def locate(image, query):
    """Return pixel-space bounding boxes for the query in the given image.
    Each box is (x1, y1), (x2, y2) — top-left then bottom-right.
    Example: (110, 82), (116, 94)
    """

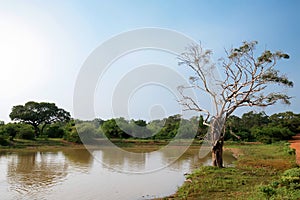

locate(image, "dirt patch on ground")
(289, 134), (300, 165)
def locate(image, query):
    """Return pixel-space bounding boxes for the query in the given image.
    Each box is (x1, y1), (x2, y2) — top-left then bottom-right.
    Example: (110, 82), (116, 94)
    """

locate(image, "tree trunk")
(33, 126), (40, 138)
(212, 138), (224, 168)
(41, 123), (47, 135)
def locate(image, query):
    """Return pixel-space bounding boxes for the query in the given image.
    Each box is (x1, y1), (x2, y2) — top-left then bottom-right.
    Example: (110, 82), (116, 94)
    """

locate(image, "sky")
(0, 0), (299, 122)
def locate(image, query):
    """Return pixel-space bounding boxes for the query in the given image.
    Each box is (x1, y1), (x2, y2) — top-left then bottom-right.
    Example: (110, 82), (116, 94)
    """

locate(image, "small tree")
(1, 123), (19, 140)
(75, 122), (97, 144)
(178, 41), (293, 167)
(9, 101), (71, 137)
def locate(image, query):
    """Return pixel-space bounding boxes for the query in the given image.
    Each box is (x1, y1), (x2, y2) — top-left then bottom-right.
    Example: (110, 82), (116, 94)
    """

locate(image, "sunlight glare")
(0, 16), (47, 96)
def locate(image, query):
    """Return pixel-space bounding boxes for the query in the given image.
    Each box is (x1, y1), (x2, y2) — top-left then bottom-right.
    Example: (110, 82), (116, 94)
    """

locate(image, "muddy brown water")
(0, 146), (235, 200)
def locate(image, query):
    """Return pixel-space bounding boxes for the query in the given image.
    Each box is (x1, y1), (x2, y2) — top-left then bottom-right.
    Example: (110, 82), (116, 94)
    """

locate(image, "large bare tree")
(178, 41), (293, 167)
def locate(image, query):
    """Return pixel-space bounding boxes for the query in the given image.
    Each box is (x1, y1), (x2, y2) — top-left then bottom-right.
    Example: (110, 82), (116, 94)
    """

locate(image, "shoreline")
(159, 142), (297, 199)
(1, 139), (298, 199)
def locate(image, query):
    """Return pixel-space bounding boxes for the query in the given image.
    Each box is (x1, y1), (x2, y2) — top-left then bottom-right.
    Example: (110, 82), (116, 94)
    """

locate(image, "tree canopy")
(9, 101), (70, 137)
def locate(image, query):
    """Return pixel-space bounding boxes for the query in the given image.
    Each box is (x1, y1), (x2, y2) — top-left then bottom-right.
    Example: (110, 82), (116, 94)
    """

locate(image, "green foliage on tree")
(16, 124), (35, 140)
(0, 135), (9, 146)
(101, 118), (132, 139)
(0, 123), (18, 140)
(147, 119), (165, 137)
(225, 111), (269, 141)
(177, 119), (198, 139)
(0, 123), (35, 140)
(2, 101), (299, 146)
(270, 112), (300, 133)
(44, 123), (65, 138)
(241, 111), (269, 130)
(76, 122), (101, 143)
(226, 111), (299, 143)
(101, 119), (123, 138)
(129, 119), (152, 138)
(151, 115), (181, 140)
(251, 126), (294, 144)
(62, 120), (104, 144)
(9, 101), (71, 137)
(191, 115), (209, 139)
(63, 120), (81, 143)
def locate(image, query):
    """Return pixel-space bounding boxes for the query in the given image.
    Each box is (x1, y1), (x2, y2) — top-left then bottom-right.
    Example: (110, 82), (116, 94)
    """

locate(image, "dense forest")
(1, 102), (300, 146)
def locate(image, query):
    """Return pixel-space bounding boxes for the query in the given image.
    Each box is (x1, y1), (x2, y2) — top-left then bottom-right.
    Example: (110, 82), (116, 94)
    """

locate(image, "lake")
(0, 146), (236, 200)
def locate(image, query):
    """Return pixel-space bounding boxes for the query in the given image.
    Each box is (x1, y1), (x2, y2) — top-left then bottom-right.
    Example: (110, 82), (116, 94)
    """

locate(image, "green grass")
(162, 142), (297, 200)
(106, 138), (203, 147)
(0, 138), (82, 151)
(1, 137), (204, 149)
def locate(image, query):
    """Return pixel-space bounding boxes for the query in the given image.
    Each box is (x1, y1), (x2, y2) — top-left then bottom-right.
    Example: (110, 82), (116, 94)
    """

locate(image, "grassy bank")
(0, 138), (84, 151)
(162, 142), (298, 200)
(0, 138), (202, 151)
(110, 138), (202, 148)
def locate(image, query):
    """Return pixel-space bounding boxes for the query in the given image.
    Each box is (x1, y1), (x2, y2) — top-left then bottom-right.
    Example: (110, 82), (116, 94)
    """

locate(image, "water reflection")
(7, 151), (68, 195)
(63, 148), (93, 172)
(93, 146), (236, 172)
(0, 147), (236, 200)
(94, 147), (192, 173)
(96, 148), (146, 172)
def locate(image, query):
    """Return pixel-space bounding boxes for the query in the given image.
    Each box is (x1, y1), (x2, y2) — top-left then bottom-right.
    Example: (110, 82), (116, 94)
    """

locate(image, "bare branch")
(177, 41), (292, 144)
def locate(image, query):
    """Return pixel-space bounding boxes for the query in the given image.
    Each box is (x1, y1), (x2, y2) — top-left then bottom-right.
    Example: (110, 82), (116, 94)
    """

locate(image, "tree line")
(0, 101), (300, 146)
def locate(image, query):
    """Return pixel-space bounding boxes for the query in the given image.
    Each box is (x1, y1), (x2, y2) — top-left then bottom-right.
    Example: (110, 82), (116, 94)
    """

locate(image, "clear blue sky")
(0, 0), (299, 122)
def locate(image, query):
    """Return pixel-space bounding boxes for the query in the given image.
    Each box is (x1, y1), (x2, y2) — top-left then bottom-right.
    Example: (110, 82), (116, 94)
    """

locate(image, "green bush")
(16, 124), (35, 140)
(63, 122), (103, 144)
(76, 122), (98, 144)
(281, 168), (300, 187)
(283, 142), (296, 155)
(0, 135), (9, 146)
(260, 185), (276, 198)
(63, 122), (82, 143)
(0, 123), (35, 140)
(0, 123), (18, 140)
(260, 168), (300, 199)
(45, 124), (65, 138)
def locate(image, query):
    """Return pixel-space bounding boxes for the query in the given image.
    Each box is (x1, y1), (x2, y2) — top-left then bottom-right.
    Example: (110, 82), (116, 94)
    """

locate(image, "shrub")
(283, 142), (296, 155)
(0, 123), (18, 140)
(16, 124), (35, 140)
(76, 122), (98, 144)
(0, 135), (9, 146)
(260, 185), (276, 198)
(260, 168), (300, 199)
(45, 124), (65, 138)
(0, 123), (35, 140)
(63, 122), (82, 143)
(281, 168), (300, 187)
